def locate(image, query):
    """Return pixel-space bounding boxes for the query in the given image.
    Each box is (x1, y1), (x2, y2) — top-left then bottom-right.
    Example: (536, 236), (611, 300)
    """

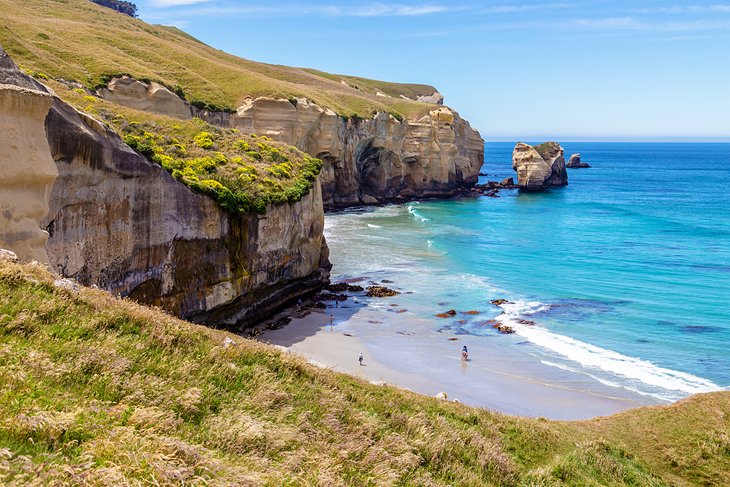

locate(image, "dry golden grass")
(0, 0), (437, 120)
(1, 259), (728, 486)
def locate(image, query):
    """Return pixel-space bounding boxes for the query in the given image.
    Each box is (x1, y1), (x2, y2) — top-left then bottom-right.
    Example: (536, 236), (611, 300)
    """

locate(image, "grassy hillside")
(1, 259), (728, 486)
(0, 0), (437, 119)
(51, 80), (322, 214)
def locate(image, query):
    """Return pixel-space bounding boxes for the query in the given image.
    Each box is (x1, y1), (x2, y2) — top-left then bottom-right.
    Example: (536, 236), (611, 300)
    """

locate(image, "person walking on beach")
(461, 345), (468, 361)
(358, 352), (364, 366)
(297, 298), (302, 310)
(329, 313), (334, 331)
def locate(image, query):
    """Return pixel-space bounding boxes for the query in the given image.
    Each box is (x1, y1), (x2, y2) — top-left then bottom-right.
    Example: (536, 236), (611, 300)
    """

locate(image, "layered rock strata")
(98, 78), (485, 209)
(512, 142), (568, 191)
(0, 84), (57, 263)
(0, 48), (330, 328)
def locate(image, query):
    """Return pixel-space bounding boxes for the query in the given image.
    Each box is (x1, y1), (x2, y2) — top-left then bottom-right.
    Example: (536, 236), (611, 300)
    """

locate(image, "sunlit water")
(324, 142), (730, 402)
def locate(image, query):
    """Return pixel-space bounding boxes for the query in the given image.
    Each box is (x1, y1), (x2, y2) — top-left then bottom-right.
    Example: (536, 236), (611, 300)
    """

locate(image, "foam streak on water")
(499, 300), (722, 399)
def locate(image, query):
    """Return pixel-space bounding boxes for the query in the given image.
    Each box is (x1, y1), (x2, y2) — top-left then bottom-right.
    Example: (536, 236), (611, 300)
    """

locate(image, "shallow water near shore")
(322, 142), (730, 410)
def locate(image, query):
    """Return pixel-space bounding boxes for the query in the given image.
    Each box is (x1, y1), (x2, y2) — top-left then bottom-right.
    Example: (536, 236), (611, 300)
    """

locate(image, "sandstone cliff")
(98, 78), (485, 209)
(0, 48), (330, 328)
(512, 142), (568, 191)
(0, 84), (57, 263)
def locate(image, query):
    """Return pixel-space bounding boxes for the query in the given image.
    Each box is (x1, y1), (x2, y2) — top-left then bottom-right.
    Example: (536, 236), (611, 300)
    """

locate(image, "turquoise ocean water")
(325, 142), (730, 402)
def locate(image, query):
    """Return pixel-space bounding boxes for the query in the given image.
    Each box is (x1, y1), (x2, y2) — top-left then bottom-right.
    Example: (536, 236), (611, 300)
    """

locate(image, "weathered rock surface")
(98, 76), (192, 120)
(415, 91), (445, 105)
(567, 153), (591, 168)
(0, 48), (330, 328)
(512, 142), (568, 191)
(99, 78), (485, 209)
(0, 83), (57, 264)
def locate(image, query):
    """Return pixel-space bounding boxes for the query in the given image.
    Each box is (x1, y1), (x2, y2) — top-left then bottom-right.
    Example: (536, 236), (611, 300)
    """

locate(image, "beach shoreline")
(257, 296), (659, 420)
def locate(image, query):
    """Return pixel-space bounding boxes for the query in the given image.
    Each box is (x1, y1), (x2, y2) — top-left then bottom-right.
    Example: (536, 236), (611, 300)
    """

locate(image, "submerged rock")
(366, 286), (400, 297)
(490, 299), (513, 306)
(326, 282), (365, 293)
(567, 153), (591, 168)
(512, 141), (568, 191)
(436, 309), (458, 318)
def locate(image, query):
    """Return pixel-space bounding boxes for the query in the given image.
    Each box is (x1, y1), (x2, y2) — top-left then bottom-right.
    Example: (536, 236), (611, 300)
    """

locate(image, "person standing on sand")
(297, 298), (302, 310)
(329, 313), (334, 331)
(359, 352), (364, 366)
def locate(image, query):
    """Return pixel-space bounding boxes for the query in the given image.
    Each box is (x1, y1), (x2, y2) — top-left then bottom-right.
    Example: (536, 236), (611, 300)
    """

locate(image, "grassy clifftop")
(1, 259), (728, 485)
(0, 0), (438, 119)
(52, 81), (322, 214)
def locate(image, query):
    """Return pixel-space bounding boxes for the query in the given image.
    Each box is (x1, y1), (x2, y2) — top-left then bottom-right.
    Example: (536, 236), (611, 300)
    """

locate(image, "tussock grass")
(1, 260), (728, 485)
(0, 0), (436, 120)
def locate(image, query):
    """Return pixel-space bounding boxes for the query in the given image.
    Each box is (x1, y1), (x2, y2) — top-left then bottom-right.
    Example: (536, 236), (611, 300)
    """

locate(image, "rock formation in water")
(98, 78), (485, 209)
(0, 83), (57, 263)
(0, 48), (330, 328)
(512, 142), (568, 191)
(567, 153), (591, 168)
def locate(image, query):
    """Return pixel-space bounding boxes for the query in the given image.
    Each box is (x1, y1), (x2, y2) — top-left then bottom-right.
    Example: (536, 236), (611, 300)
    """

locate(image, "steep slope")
(1, 258), (728, 486)
(0, 0), (484, 208)
(0, 46), (330, 328)
(0, 0), (438, 119)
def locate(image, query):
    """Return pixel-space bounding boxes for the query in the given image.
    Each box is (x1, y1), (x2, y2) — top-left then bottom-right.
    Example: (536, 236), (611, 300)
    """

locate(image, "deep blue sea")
(325, 142), (730, 402)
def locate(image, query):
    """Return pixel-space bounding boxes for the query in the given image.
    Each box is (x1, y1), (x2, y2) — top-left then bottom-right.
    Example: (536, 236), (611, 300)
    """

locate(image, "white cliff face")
(0, 53), (330, 328)
(416, 91), (445, 105)
(42, 99), (329, 326)
(99, 76), (192, 119)
(98, 79), (484, 208)
(232, 98), (484, 208)
(512, 142), (568, 191)
(0, 84), (57, 263)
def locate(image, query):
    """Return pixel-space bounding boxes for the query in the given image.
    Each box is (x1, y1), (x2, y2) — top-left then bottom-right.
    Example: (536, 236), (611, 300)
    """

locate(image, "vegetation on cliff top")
(0, 0), (437, 120)
(53, 81), (321, 214)
(1, 259), (729, 486)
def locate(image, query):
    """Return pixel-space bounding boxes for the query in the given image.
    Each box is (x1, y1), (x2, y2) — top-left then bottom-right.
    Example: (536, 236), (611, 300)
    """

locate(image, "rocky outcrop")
(415, 91), (444, 105)
(98, 76), (192, 119)
(234, 100), (484, 208)
(567, 153), (591, 168)
(0, 84), (57, 263)
(512, 142), (568, 191)
(0, 48), (330, 328)
(98, 78), (484, 209)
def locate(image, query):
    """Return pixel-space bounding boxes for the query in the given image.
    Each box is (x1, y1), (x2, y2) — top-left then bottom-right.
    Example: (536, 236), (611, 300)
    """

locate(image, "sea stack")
(512, 141), (568, 191)
(567, 153), (591, 168)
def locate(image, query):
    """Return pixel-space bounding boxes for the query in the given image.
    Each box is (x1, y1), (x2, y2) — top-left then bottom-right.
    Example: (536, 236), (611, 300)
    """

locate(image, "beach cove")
(260, 142), (729, 419)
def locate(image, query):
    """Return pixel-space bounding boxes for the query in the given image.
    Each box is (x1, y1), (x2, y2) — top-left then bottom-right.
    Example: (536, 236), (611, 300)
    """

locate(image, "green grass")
(52, 81), (322, 214)
(1, 260), (728, 485)
(0, 0), (437, 120)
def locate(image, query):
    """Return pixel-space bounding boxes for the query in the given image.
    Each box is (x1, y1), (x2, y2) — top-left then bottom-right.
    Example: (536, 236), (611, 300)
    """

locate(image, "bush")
(193, 131), (215, 150)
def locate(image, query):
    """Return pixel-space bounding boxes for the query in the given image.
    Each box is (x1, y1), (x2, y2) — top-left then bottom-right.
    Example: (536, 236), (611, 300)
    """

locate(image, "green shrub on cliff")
(1, 260), (729, 485)
(56, 82), (322, 214)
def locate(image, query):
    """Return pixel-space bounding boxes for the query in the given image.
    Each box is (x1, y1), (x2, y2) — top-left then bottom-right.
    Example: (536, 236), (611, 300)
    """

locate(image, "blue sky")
(136, 1), (730, 140)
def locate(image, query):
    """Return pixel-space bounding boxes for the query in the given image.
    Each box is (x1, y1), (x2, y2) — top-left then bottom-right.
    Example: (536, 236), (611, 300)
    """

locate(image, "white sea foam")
(367, 223), (382, 229)
(407, 204), (429, 223)
(501, 300), (722, 397)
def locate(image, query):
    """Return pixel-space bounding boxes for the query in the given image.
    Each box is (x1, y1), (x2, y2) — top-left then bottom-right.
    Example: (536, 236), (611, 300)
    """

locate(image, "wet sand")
(258, 299), (658, 420)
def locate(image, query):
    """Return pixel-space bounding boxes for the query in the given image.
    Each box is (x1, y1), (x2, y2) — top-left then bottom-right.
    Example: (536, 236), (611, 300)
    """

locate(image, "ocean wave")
(407, 204), (430, 223)
(501, 300), (722, 398)
(367, 223), (382, 229)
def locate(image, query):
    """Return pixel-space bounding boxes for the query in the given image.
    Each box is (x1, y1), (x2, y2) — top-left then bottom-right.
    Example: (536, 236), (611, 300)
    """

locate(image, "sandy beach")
(258, 297), (658, 420)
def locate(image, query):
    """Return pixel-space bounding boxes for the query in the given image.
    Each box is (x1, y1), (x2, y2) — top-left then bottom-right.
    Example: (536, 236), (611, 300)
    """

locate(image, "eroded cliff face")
(99, 78), (485, 209)
(0, 48), (330, 328)
(0, 84), (57, 263)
